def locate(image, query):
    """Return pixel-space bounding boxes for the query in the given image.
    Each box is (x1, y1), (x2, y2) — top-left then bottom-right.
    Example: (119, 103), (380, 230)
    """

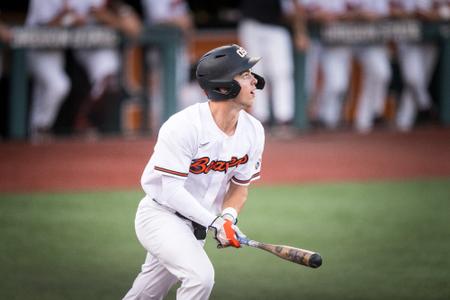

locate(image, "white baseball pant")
(355, 45), (391, 133)
(74, 49), (120, 99)
(304, 40), (322, 102)
(238, 19), (295, 124)
(319, 45), (352, 128)
(122, 198), (214, 300)
(396, 42), (438, 131)
(28, 50), (71, 131)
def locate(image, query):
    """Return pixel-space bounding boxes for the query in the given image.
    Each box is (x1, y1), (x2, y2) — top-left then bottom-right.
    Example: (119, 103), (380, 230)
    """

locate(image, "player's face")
(233, 70), (258, 109)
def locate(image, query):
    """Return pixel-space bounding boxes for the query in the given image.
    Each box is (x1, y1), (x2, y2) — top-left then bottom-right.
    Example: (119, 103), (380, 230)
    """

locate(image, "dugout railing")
(1, 20), (450, 139)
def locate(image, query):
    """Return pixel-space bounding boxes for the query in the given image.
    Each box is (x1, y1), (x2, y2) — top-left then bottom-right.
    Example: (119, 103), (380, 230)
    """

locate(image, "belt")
(152, 198), (207, 240)
(175, 212), (207, 240)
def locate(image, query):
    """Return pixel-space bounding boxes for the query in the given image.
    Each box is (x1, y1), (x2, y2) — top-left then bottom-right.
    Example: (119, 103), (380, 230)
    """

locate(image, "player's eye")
(242, 72), (251, 79)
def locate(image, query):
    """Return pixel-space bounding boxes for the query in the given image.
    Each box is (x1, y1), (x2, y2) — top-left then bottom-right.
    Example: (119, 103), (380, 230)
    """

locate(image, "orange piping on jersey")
(154, 166), (189, 177)
(190, 155), (249, 175)
(231, 172), (260, 184)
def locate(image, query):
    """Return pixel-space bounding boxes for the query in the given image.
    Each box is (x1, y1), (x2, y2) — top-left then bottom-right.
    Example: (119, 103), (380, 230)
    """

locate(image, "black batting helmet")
(196, 44), (265, 101)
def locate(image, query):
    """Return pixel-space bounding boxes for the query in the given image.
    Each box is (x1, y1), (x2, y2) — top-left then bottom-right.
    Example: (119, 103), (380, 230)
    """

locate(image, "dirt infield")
(1, 127), (449, 193)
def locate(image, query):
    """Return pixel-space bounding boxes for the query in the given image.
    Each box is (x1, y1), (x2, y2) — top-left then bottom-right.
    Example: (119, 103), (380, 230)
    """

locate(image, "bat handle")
(238, 236), (259, 247)
(238, 236), (249, 245)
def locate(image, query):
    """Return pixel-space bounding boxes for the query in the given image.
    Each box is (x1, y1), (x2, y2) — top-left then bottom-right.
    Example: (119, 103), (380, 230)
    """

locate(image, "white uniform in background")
(437, 0), (450, 19)
(141, 0), (192, 123)
(122, 101), (264, 299)
(238, 0), (295, 125)
(318, 0), (391, 133)
(297, 0), (324, 112)
(26, 0), (119, 133)
(394, 0), (439, 131)
(350, 0), (392, 133)
(315, 0), (350, 129)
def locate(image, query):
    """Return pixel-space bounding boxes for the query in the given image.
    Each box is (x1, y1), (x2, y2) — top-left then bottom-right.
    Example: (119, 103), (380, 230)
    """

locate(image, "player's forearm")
(157, 175), (217, 227)
(222, 183), (248, 214)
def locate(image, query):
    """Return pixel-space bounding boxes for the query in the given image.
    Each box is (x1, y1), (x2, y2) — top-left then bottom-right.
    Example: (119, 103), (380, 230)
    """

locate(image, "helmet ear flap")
(208, 80), (242, 101)
(252, 72), (265, 90)
(227, 80), (242, 98)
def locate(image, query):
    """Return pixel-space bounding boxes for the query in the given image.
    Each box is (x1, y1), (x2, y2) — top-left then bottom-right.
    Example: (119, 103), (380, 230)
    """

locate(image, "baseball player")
(26, 0), (120, 140)
(317, 0), (391, 133)
(0, 12), (11, 78)
(141, 0), (194, 126)
(122, 44), (265, 300)
(349, 0), (392, 133)
(313, 0), (352, 129)
(391, 0), (439, 131)
(238, 0), (295, 136)
(291, 0), (327, 123)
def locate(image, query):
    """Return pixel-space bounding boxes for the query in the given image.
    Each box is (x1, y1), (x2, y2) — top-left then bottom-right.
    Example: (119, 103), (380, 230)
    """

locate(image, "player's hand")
(209, 217), (241, 248)
(232, 224), (246, 240)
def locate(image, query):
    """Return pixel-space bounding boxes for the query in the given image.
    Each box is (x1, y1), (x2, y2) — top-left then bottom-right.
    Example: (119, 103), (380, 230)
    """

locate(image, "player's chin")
(245, 95), (255, 106)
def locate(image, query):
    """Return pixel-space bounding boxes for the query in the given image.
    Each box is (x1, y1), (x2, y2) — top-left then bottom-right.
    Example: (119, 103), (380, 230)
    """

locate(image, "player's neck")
(208, 101), (240, 136)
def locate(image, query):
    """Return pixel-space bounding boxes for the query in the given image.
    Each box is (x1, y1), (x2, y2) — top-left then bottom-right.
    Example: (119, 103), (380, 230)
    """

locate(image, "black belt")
(152, 198), (207, 240)
(175, 212), (207, 240)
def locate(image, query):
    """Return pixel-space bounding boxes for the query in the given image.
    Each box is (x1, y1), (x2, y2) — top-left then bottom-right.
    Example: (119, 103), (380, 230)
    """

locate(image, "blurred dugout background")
(0, 0), (449, 141)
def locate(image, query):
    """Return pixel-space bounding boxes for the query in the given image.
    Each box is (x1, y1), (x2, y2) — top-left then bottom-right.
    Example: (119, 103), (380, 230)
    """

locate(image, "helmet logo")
(236, 47), (248, 58)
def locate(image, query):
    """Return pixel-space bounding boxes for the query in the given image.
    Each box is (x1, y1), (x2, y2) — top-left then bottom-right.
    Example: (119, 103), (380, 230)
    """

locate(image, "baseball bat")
(238, 236), (322, 268)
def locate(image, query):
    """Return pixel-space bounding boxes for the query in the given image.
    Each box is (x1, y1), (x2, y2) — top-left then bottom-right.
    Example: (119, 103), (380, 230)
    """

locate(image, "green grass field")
(1, 179), (449, 300)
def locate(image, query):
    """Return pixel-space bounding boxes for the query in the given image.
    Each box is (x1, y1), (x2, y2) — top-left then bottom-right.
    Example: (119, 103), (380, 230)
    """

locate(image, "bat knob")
(309, 253), (322, 268)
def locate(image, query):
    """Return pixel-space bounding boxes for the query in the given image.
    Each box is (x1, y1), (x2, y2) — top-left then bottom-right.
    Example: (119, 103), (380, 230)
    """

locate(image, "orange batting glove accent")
(209, 217), (241, 248)
(223, 219), (241, 248)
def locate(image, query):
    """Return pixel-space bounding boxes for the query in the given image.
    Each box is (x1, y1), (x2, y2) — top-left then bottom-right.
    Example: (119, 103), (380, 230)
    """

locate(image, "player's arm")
(223, 120), (264, 224)
(221, 182), (248, 223)
(212, 182), (248, 248)
(289, 0), (310, 51)
(42, 2), (85, 27)
(142, 116), (219, 228)
(158, 175), (217, 227)
(0, 20), (11, 43)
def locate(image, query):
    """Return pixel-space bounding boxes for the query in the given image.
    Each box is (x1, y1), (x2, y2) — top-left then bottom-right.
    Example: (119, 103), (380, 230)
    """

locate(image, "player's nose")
(251, 73), (257, 85)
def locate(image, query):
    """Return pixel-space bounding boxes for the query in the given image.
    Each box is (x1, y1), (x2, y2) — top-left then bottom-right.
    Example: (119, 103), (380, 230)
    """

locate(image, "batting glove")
(233, 224), (246, 240)
(209, 216), (241, 248)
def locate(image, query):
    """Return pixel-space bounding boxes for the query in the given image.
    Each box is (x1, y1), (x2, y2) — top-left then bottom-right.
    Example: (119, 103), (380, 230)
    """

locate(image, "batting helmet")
(196, 44), (265, 101)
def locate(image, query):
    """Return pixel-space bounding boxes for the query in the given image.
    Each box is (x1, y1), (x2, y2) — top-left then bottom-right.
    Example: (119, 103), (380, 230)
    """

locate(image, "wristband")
(221, 207), (238, 224)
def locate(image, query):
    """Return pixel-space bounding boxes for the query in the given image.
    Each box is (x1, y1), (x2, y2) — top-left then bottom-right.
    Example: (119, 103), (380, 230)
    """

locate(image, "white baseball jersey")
(347, 0), (390, 15)
(315, 0), (348, 13)
(390, 0), (434, 12)
(141, 101), (265, 221)
(298, 0), (327, 11)
(26, 0), (105, 26)
(141, 0), (190, 24)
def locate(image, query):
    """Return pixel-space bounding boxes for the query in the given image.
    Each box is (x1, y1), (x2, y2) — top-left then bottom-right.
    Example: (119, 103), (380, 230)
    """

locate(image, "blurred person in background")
(391, 0), (440, 132)
(141, 0), (194, 127)
(26, 0), (137, 142)
(312, 0), (352, 130)
(437, 0), (450, 19)
(290, 0), (325, 125)
(315, 0), (391, 133)
(0, 12), (12, 78)
(238, 0), (296, 138)
(347, 0), (392, 133)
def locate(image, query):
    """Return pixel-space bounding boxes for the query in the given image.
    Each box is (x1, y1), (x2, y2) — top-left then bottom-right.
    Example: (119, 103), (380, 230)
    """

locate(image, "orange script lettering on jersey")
(190, 155), (249, 174)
